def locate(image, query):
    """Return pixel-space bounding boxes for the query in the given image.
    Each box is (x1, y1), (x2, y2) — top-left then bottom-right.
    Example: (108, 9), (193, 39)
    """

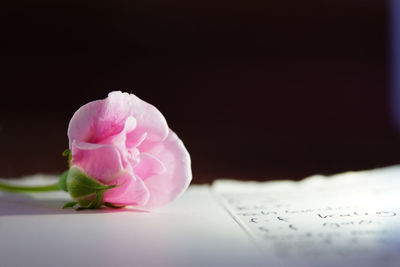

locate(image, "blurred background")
(0, 0), (397, 183)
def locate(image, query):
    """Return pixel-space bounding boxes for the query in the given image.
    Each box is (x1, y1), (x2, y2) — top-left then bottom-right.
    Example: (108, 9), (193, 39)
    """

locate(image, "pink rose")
(67, 91), (192, 208)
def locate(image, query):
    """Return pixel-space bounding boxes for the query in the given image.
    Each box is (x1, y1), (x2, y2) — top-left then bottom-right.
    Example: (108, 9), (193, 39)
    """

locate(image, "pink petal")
(140, 130), (192, 208)
(71, 140), (125, 184)
(97, 116), (138, 177)
(106, 91), (169, 143)
(134, 153), (166, 180)
(68, 91), (169, 147)
(126, 131), (147, 149)
(98, 116), (136, 148)
(103, 173), (150, 206)
(67, 100), (103, 148)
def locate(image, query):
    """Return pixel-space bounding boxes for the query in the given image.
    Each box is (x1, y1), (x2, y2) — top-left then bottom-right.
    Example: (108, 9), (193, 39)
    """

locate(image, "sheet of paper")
(213, 166), (400, 267)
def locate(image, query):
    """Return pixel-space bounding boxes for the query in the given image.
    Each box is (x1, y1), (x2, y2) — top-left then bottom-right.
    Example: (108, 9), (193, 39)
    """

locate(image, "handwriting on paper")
(214, 167), (400, 266)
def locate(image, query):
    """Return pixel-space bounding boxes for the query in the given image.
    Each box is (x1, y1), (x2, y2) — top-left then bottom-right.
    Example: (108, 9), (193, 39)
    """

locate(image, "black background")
(1, 0), (397, 183)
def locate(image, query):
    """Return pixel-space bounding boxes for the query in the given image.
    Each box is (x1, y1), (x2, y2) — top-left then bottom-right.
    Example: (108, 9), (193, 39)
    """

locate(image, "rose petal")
(134, 152), (166, 180)
(68, 91), (168, 147)
(97, 116), (135, 146)
(103, 173), (150, 206)
(96, 116), (138, 177)
(140, 130), (192, 208)
(126, 131), (147, 149)
(71, 140), (125, 183)
(105, 91), (169, 142)
(67, 100), (103, 148)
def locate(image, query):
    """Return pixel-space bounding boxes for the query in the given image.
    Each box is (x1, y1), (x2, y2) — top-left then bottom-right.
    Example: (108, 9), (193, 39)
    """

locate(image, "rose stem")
(0, 182), (60, 193)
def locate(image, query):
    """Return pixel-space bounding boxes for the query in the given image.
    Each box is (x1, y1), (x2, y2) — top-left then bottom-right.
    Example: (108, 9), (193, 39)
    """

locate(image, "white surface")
(2, 166), (400, 267)
(0, 180), (263, 267)
(214, 165), (400, 267)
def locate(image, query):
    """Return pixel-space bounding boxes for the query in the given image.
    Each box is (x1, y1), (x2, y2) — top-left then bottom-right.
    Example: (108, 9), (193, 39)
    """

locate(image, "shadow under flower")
(0, 191), (148, 216)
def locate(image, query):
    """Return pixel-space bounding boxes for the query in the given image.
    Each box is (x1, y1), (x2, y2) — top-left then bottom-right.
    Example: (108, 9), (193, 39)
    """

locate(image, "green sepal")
(63, 201), (78, 209)
(66, 167), (117, 199)
(62, 149), (70, 157)
(87, 190), (104, 209)
(65, 166), (119, 210)
(78, 199), (91, 207)
(62, 148), (72, 167)
(74, 191), (105, 210)
(58, 170), (69, 192)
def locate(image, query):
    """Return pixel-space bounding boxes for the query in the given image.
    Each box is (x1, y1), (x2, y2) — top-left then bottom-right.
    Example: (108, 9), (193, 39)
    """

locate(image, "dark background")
(0, 0), (397, 183)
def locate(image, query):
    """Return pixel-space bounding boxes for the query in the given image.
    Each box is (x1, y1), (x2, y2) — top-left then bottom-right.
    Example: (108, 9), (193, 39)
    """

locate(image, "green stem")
(0, 182), (60, 193)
